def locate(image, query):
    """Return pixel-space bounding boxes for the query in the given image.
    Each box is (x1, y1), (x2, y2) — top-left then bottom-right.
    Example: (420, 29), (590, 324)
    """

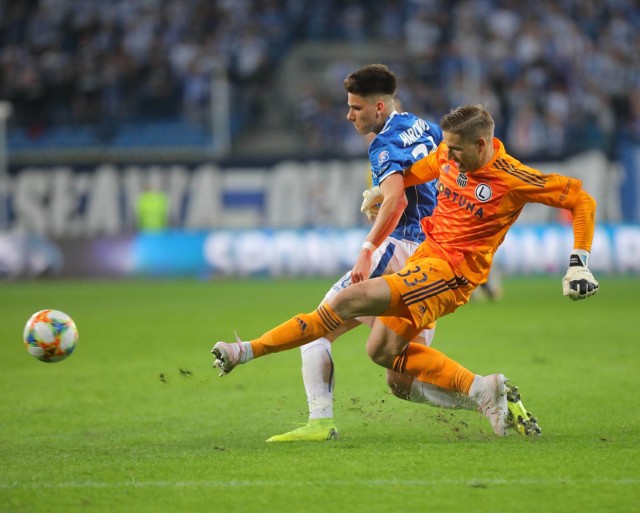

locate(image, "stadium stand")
(0, 0), (638, 165)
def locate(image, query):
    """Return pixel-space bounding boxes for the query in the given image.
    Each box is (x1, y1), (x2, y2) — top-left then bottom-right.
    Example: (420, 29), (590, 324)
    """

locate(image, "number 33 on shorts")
(385, 258), (470, 328)
(398, 265), (428, 287)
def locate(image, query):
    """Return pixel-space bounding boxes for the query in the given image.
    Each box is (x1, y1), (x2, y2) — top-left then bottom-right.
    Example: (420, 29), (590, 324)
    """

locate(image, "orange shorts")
(379, 255), (474, 341)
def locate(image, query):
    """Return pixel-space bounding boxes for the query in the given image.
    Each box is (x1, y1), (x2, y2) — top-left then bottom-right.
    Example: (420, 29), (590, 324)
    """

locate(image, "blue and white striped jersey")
(369, 111), (442, 243)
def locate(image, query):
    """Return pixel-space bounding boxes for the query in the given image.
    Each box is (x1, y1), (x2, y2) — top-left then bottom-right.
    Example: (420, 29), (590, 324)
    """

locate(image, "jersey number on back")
(411, 137), (436, 161)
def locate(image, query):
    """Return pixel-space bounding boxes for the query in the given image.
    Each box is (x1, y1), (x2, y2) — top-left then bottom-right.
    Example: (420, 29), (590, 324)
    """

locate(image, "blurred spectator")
(136, 185), (169, 232)
(617, 87), (640, 221)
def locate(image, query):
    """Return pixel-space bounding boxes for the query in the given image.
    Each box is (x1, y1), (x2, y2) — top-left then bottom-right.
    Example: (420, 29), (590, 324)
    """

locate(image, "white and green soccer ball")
(23, 310), (78, 363)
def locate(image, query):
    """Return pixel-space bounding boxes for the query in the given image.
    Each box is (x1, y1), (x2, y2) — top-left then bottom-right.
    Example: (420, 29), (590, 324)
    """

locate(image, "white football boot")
(469, 373), (508, 436)
(211, 332), (252, 376)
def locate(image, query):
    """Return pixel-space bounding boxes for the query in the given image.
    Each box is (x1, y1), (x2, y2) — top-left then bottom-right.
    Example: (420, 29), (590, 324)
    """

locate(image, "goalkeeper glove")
(360, 186), (383, 222)
(562, 249), (599, 301)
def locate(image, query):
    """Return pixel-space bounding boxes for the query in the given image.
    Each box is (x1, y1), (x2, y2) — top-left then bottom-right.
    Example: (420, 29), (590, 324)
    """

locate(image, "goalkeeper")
(212, 104), (598, 438)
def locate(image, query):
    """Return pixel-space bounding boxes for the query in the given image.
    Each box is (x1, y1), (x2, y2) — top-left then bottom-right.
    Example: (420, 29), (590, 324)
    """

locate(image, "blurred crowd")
(293, 0), (640, 161)
(0, 0), (302, 140)
(0, 0), (639, 162)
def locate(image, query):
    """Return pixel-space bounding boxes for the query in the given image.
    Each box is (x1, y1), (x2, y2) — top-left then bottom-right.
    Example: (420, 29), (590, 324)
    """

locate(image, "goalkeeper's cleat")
(211, 331), (251, 376)
(506, 383), (542, 437)
(470, 374), (508, 436)
(266, 418), (339, 442)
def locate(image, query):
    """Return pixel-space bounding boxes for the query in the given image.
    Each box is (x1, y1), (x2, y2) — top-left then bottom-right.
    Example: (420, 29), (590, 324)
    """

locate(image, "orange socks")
(393, 342), (476, 393)
(250, 304), (343, 358)
(249, 302), (474, 396)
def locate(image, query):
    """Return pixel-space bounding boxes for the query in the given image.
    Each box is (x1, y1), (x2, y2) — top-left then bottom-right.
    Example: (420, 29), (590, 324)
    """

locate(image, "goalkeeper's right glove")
(562, 249), (599, 301)
(360, 186), (383, 222)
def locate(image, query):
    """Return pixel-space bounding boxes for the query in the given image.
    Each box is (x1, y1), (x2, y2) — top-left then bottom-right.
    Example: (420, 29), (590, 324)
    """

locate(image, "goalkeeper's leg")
(389, 371), (477, 410)
(386, 324), (477, 410)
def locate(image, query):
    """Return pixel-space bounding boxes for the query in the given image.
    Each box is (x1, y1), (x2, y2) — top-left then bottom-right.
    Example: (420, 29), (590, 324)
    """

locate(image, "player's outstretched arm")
(563, 189), (598, 300)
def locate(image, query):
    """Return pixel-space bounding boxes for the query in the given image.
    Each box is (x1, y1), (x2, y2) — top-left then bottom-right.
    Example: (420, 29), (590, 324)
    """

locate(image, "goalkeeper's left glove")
(562, 249), (599, 301)
(360, 186), (383, 222)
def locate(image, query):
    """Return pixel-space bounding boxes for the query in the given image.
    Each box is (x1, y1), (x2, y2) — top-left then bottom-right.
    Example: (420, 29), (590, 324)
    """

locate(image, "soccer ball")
(23, 309), (78, 363)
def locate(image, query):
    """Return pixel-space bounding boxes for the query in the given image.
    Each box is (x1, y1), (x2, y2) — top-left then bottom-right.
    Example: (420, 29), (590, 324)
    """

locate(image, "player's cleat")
(470, 373), (508, 436)
(211, 331), (250, 376)
(506, 383), (542, 436)
(266, 418), (339, 442)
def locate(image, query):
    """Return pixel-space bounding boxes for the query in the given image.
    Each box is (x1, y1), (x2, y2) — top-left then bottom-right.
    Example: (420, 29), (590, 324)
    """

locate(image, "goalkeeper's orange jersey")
(404, 138), (596, 286)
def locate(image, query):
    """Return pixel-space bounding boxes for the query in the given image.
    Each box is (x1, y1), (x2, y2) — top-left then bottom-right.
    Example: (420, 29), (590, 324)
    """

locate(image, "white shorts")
(320, 236), (433, 344)
(322, 236), (419, 302)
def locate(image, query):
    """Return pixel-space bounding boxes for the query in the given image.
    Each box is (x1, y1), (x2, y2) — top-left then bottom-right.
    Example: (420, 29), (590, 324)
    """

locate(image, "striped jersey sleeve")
(409, 138), (595, 285)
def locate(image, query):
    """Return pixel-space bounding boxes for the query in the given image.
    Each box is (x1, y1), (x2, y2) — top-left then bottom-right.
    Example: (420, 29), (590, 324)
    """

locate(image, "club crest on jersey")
(456, 172), (468, 187)
(378, 151), (390, 166)
(475, 183), (492, 202)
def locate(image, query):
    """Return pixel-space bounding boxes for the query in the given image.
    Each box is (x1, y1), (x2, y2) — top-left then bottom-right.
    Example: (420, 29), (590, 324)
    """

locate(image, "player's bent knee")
(366, 342), (396, 369)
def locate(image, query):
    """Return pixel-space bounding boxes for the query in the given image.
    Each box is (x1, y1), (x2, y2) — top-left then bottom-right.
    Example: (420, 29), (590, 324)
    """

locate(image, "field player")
(212, 104), (598, 438)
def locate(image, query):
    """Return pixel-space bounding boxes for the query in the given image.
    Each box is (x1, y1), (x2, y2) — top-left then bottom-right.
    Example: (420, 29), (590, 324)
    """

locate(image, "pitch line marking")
(1, 478), (638, 489)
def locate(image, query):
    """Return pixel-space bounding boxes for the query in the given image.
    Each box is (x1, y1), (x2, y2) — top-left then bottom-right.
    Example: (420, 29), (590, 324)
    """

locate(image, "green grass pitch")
(1, 276), (639, 512)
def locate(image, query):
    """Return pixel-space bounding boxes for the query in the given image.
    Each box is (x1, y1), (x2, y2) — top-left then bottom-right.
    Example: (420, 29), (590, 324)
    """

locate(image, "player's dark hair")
(343, 64), (397, 97)
(440, 104), (495, 141)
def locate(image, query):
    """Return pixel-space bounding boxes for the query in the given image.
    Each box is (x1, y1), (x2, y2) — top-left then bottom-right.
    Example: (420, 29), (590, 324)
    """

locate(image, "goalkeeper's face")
(443, 131), (489, 173)
(346, 93), (385, 135)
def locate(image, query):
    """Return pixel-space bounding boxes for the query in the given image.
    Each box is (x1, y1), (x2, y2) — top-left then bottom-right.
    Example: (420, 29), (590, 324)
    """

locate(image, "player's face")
(443, 131), (484, 173)
(346, 93), (382, 135)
